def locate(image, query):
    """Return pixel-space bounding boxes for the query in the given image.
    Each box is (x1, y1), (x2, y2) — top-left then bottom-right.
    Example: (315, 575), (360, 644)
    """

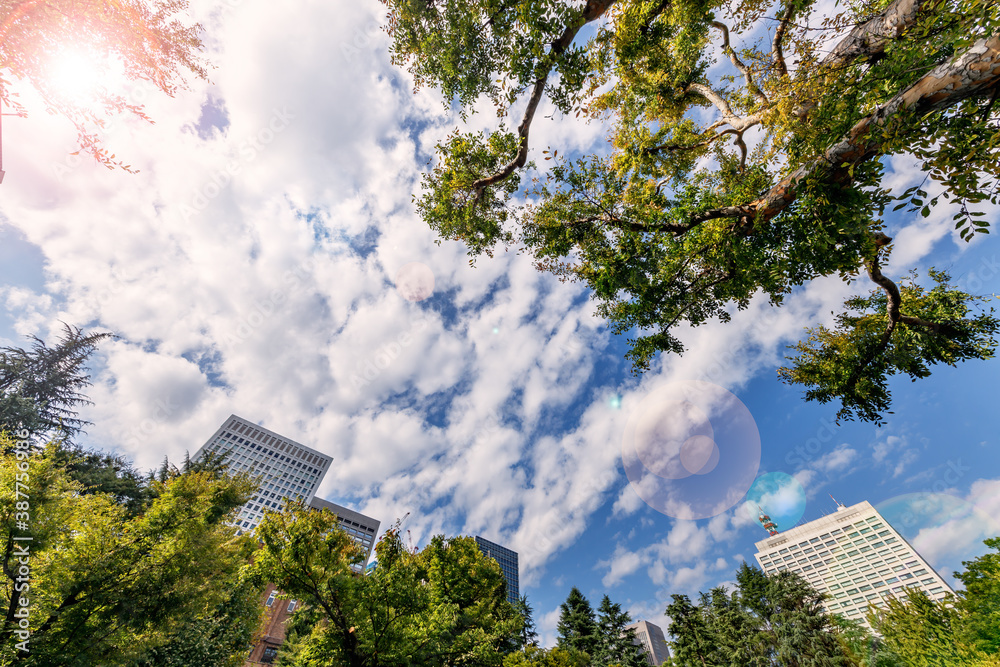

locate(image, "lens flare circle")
(394, 262), (435, 302)
(744, 471), (807, 530)
(622, 381), (761, 520)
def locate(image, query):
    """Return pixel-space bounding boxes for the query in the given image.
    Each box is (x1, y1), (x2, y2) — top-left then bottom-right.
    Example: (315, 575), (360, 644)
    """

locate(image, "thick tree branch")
(824, 0), (926, 68)
(754, 34), (1000, 223)
(472, 0), (617, 195)
(712, 21), (769, 106)
(794, 0), (929, 119)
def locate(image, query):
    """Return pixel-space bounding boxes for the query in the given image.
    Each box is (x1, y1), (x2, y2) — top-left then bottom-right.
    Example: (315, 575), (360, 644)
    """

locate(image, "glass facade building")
(474, 536), (520, 605)
(754, 500), (954, 626)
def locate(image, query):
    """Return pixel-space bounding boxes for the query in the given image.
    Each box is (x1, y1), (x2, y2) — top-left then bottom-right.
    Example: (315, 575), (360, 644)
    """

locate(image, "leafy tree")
(667, 565), (853, 666)
(0, 0), (209, 171)
(829, 616), (905, 667)
(0, 324), (113, 441)
(666, 594), (718, 667)
(593, 595), (647, 667)
(125, 575), (265, 667)
(50, 443), (154, 517)
(955, 537), (1000, 656)
(252, 511), (521, 666)
(381, 0), (1000, 423)
(0, 436), (260, 666)
(867, 588), (978, 667)
(557, 587), (600, 658)
(503, 645), (592, 667)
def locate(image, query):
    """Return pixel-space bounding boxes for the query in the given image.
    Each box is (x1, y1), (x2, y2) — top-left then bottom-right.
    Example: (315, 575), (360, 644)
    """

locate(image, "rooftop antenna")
(830, 493), (846, 510)
(757, 505), (779, 536)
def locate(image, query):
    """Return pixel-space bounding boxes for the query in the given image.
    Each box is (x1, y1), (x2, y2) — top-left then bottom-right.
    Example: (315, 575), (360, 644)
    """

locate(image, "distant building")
(309, 496), (380, 572)
(191, 414), (332, 532)
(626, 619), (671, 666)
(754, 499), (954, 626)
(474, 536), (519, 605)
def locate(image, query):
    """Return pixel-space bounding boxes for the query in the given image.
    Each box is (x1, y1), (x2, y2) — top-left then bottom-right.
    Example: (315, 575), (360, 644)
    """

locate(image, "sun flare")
(46, 48), (116, 105)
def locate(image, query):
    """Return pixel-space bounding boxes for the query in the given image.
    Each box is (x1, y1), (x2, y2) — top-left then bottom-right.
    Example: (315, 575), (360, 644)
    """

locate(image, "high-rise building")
(474, 536), (519, 605)
(191, 414), (333, 532)
(625, 619), (671, 666)
(754, 499), (954, 626)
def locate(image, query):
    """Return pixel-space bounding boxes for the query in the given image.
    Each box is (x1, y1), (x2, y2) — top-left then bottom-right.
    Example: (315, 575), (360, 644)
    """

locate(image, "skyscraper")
(625, 619), (671, 666)
(191, 414), (333, 532)
(754, 499), (954, 626)
(474, 536), (519, 605)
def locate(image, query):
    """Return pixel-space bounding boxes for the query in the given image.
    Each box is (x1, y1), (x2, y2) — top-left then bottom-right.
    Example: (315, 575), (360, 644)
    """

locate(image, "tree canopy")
(0, 436), (262, 666)
(0, 0), (209, 170)
(666, 563), (854, 666)
(252, 512), (522, 667)
(382, 0), (1000, 423)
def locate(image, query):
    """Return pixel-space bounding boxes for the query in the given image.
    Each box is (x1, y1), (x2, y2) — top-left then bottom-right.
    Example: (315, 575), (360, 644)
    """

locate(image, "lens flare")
(622, 381), (761, 520)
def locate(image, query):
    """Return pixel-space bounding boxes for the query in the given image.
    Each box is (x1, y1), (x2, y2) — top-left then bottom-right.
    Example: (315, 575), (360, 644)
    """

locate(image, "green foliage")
(384, 0), (1000, 421)
(828, 616), (905, 667)
(593, 595), (647, 667)
(0, 0), (209, 169)
(503, 645), (592, 667)
(667, 564), (854, 666)
(514, 593), (540, 650)
(0, 324), (113, 441)
(779, 269), (999, 424)
(867, 588), (977, 666)
(955, 537), (1000, 656)
(0, 436), (259, 666)
(557, 586), (599, 658)
(253, 512), (522, 666)
(125, 575), (266, 667)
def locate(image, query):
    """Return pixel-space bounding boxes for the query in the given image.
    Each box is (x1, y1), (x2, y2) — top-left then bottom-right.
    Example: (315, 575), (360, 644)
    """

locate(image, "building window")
(261, 646), (279, 663)
(288, 600), (297, 612)
(266, 591), (277, 607)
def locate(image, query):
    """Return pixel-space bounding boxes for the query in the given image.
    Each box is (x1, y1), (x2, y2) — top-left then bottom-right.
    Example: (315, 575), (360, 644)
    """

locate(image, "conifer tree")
(0, 324), (113, 440)
(557, 587), (600, 658)
(593, 595), (648, 667)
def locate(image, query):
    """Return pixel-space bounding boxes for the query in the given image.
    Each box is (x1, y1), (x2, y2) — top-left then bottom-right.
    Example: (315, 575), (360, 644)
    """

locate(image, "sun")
(46, 48), (120, 106)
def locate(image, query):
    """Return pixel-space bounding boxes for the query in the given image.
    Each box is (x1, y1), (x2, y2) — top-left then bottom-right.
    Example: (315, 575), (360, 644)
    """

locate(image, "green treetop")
(557, 587), (600, 658)
(381, 0), (1000, 423)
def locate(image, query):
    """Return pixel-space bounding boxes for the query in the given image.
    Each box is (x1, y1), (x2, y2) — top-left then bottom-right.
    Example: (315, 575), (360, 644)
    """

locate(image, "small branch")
(712, 21), (769, 106)
(471, 0), (618, 196)
(772, 2), (796, 78)
(645, 128), (740, 155)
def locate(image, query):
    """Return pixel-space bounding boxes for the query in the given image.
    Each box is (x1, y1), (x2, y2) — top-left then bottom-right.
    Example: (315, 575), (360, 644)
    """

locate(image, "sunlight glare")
(47, 49), (110, 105)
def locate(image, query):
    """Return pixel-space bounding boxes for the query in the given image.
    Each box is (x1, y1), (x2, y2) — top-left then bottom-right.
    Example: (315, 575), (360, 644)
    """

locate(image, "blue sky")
(1, 0), (998, 647)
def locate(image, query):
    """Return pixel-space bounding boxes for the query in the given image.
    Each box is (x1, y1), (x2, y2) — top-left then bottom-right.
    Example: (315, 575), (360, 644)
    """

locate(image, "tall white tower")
(754, 499), (954, 626)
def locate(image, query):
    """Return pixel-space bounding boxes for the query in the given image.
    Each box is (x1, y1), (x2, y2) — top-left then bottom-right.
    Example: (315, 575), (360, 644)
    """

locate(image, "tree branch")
(794, 0), (929, 119)
(712, 21), (769, 106)
(754, 34), (1000, 223)
(772, 1), (797, 78)
(471, 0), (617, 195)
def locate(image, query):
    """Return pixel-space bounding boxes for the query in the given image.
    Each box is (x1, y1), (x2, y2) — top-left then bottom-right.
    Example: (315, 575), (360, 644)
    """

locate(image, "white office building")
(626, 619), (671, 666)
(754, 500), (954, 626)
(191, 414), (333, 532)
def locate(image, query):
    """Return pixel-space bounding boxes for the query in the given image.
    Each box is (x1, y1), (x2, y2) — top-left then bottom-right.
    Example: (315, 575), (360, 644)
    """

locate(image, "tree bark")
(752, 34), (1000, 223)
